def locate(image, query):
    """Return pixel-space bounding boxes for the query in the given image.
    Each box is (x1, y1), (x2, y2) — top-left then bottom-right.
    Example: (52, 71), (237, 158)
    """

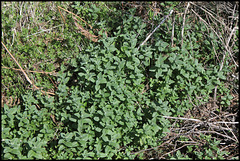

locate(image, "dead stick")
(57, 6), (66, 24)
(181, 2), (190, 47)
(138, 10), (173, 49)
(57, 6), (93, 29)
(2, 66), (57, 76)
(1, 41), (39, 90)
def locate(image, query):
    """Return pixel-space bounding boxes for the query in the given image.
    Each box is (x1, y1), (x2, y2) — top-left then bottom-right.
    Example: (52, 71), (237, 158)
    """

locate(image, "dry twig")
(57, 6), (92, 29)
(1, 41), (39, 90)
(138, 9), (173, 49)
(57, 6), (100, 42)
(181, 2), (190, 47)
(72, 16), (98, 42)
(2, 41), (55, 96)
(2, 66), (57, 76)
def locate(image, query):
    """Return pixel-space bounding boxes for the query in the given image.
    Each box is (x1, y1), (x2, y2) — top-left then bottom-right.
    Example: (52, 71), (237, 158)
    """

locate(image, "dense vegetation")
(1, 1), (239, 159)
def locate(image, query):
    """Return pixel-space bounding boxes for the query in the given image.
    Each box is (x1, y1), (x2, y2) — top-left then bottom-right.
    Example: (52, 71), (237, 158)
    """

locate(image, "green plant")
(1, 102), (54, 159)
(2, 23), (228, 159)
(1, 2), (70, 103)
(193, 135), (229, 160)
(2, 1), (238, 160)
(165, 135), (230, 160)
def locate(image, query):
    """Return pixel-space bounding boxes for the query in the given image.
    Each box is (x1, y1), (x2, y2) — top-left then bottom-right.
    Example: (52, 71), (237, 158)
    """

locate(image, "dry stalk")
(57, 6), (100, 42)
(191, 8), (238, 67)
(138, 9), (173, 49)
(2, 41), (55, 96)
(171, 12), (175, 47)
(163, 115), (202, 123)
(1, 41), (39, 90)
(2, 66), (57, 76)
(189, 2), (231, 31)
(130, 132), (179, 155)
(72, 16), (98, 42)
(159, 143), (198, 159)
(192, 130), (237, 142)
(181, 2), (190, 47)
(163, 116), (237, 129)
(191, 8), (238, 107)
(57, 6), (92, 29)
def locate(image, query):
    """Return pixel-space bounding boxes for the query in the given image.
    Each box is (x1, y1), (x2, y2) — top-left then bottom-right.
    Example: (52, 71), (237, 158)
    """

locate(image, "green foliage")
(1, 1), (237, 160)
(70, 2), (123, 37)
(148, 51), (225, 116)
(1, 101), (54, 159)
(166, 135), (229, 160)
(2, 21), (229, 159)
(1, 1), (70, 100)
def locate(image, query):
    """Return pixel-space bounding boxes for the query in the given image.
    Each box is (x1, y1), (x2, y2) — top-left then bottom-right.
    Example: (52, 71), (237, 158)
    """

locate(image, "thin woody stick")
(2, 66), (57, 76)
(72, 16), (98, 42)
(171, 12), (175, 47)
(163, 115), (202, 122)
(162, 115), (239, 124)
(181, 2), (190, 47)
(1, 41), (39, 90)
(2, 42), (55, 96)
(57, 6), (93, 29)
(57, 6), (66, 24)
(138, 9), (173, 50)
(162, 115), (237, 132)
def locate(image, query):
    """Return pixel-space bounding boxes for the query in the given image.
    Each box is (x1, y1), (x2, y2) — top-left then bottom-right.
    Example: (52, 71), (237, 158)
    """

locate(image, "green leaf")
(109, 45), (116, 52)
(132, 56), (140, 66)
(28, 150), (36, 158)
(97, 72), (107, 84)
(170, 46), (180, 52)
(156, 69), (163, 79)
(156, 56), (165, 67)
(126, 61), (134, 70)
(94, 116), (100, 121)
(64, 141), (79, 148)
(156, 40), (169, 51)
(8, 107), (18, 115)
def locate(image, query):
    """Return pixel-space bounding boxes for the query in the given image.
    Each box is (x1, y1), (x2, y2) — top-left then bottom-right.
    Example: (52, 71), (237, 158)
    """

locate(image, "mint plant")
(2, 24), (227, 159)
(2, 1), (237, 160)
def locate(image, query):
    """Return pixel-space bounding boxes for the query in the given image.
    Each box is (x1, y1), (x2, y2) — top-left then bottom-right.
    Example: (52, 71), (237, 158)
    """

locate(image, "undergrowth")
(1, 1), (239, 160)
